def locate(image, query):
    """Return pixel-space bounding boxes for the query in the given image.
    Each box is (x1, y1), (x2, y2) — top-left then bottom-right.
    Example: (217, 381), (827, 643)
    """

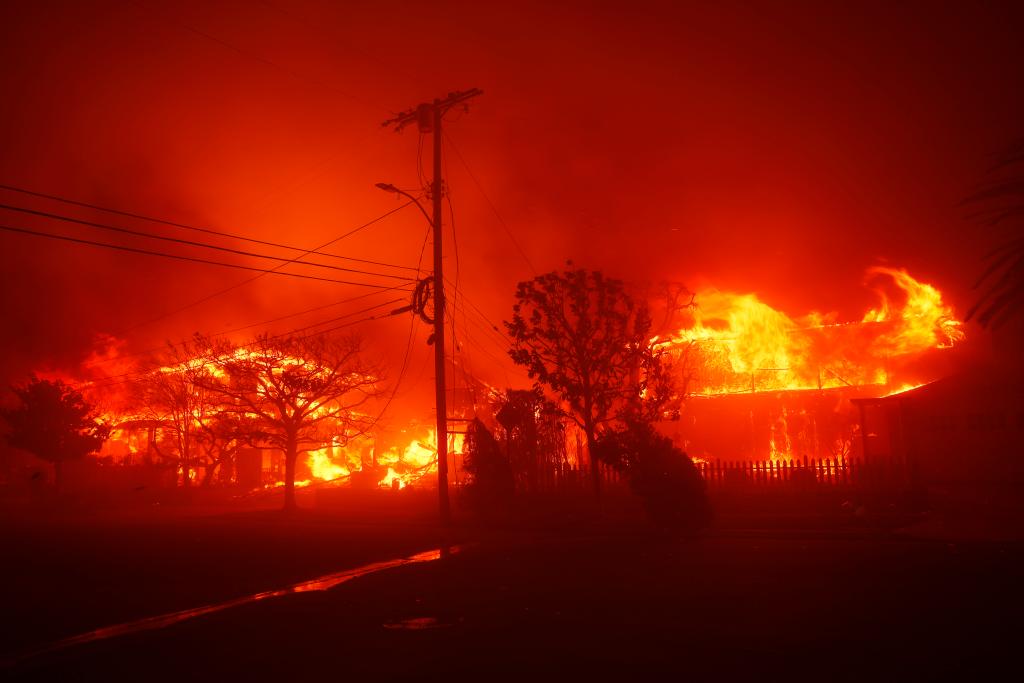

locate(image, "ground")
(1, 488), (1021, 681)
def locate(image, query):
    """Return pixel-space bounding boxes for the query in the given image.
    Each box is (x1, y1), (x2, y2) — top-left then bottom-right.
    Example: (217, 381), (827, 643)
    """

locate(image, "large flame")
(659, 267), (963, 396)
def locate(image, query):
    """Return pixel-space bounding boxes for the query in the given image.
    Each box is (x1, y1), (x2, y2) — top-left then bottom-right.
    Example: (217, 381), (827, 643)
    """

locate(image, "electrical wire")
(346, 222), (433, 437)
(79, 299), (403, 391)
(443, 131), (537, 275)
(83, 288), (408, 368)
(444, 150), (463, 409)
(116, 198), (421, 334)
(446, 283), (512, 346)
(0, 183), (418, 272)
(0, 202), (414, 282)
(279, 298), (404, 337)
(0, 223), (409, 289)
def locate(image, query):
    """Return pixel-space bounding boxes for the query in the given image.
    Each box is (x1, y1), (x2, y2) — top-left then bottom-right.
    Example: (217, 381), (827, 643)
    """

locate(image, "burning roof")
(656, 267), (964, 397)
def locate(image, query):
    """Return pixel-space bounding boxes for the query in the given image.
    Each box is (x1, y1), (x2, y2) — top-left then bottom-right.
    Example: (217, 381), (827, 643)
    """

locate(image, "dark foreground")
(4, 513), (1021, 682)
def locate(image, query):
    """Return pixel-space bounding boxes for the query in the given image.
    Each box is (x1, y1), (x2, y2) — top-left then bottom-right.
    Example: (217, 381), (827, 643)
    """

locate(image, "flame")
(71, 266), (957, 488)
(370, 429), (465, 490)
(287, 428), (466, 491)
(306, 445), (350, 481)
(661, 267), (963, 396)
(881, 381), (929, 397)
(861, 267), (964, 351)
(378, 467), (405, 489)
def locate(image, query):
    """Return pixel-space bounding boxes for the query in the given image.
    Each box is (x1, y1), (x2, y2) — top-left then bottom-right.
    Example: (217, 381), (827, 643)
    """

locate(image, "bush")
(594, 423), (712, 530)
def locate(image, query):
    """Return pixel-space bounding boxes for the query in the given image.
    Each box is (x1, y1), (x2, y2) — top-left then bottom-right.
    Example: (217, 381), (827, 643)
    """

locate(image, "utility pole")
(383, 89), (483, 526)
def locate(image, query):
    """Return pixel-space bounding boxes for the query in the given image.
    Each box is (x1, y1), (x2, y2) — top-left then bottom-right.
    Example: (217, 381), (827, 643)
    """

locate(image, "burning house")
(24, 266), (970, 497)
(84, 348), (482, 494)
(655, 267), (967, 464)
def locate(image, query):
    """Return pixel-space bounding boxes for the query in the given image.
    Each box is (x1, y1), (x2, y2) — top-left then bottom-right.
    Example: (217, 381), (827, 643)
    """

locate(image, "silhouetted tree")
(199, 333), (380, 511)
(965, 140), (1024, 327)
(137, 337), (223, 487)
(0, 377), (109, 491)
(495, 388), (568, 492)
(463, 418), (514, 517)
(194, 411), (263, 486)
(506, 266), (670, 497)
(593, 421), (711, 530)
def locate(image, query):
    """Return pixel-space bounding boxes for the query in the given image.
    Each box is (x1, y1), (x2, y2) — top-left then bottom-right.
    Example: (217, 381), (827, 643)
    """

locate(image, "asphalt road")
(7, 529), (1021, 682)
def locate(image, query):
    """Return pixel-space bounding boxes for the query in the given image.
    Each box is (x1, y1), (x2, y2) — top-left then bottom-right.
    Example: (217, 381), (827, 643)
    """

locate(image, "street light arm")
(376, 184), (433, 228)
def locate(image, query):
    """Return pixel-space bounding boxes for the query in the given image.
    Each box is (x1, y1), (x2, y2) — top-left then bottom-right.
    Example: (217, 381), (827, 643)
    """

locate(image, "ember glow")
(657, 267), (963, 396)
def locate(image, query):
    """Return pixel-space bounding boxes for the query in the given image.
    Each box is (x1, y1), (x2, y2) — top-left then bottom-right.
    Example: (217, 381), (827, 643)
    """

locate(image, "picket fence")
(532, 455), (912, 493)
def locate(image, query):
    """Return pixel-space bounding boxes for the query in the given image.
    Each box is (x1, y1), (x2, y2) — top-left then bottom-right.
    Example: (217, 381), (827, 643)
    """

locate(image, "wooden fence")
(530, 455), (914, 493)
(526, 461), (624, 494)
(696, 455), (913, 490)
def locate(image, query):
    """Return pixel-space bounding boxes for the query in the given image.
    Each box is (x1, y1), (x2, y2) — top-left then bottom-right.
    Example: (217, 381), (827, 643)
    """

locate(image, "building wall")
(860, 370), (1024, 485)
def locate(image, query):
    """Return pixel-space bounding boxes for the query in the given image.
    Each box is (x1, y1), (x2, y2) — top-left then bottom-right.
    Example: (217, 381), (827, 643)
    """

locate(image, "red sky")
(1, 0), (1023, 411)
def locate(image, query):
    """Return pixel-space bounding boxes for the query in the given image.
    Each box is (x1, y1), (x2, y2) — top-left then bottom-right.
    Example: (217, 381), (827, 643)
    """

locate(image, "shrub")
(594, 422), (711, 530)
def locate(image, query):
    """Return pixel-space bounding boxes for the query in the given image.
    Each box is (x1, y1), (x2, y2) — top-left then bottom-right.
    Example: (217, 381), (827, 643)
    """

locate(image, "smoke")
(2, 0), (1023, 391)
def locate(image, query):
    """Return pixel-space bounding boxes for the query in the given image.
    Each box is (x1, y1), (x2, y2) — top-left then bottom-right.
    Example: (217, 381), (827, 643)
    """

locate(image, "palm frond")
(964, 140), (1024, 328)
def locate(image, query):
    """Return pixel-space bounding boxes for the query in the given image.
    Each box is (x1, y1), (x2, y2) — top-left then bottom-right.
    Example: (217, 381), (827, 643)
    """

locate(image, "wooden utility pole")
(383, 89), (483, 526)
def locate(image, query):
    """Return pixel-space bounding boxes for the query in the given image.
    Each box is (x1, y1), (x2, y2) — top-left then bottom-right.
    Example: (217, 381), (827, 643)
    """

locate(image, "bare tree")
(194, 411), (263, 486)
(137, 336), (222, 487)
(200, 333), (381, 511)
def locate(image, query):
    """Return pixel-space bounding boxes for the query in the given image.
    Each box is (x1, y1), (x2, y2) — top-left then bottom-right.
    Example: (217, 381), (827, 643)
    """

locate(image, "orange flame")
(660, 267), (963, 396)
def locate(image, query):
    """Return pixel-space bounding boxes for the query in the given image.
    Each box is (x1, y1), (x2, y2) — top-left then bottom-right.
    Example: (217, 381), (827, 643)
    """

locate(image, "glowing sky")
(1, 0), (1022, 411)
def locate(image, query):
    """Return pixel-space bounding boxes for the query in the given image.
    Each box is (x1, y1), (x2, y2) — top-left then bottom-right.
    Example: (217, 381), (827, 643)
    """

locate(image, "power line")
(449, 306), (525, 387)
(444, 131), (537, 275)
(345, 219), (434, 448)
(0, 202), (414, 282)
(117, 198), (420, 334)
(74, 216), (433, 385)
(362, 219), (435, 430)
(83, 288), (408, 369)
(79, 299), (404, 391)
(221, 291), (403, 337)
(446, 282), (512, 344)
(452, 301), (511, 361)
(0, 223), (410, 289)
(443, 144), (463, 412)
(279, 298), (404, 337)
(445, 297), (535, 388)
(0, 183), (419, 272)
